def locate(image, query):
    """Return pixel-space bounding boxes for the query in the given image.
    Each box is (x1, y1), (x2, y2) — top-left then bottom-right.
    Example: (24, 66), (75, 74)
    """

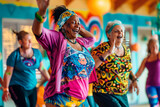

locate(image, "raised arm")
(92, 40), (115, 68)
(32, 0), (49, 36)
(79, 28), (94, 38)
(92, 47), (114, 68)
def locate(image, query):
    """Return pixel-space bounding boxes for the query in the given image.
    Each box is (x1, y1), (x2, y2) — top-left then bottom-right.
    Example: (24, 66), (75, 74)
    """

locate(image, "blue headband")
(108, 23), (124, 34)
(57, 10), (77, 29)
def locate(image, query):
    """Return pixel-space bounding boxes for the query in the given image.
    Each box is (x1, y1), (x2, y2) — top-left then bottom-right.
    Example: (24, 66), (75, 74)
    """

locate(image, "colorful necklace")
(67, 37), (77, 44)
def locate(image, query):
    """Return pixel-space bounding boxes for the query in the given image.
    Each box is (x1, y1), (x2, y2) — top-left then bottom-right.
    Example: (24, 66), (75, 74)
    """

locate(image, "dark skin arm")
(79, 28), (95, 38)
(32, 0), (49, 36)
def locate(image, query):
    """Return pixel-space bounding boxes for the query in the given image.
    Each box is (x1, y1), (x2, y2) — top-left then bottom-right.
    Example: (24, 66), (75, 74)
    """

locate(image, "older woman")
(91, 20), (139, 107)
(32, 0), (97, 107)
(134, 38), (160, 107)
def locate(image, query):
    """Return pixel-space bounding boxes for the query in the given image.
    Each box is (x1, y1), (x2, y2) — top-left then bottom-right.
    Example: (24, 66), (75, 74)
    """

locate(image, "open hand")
(36, 0), (49, 16)
(2, 90), (11, 102)
(129, 81), (139, 95)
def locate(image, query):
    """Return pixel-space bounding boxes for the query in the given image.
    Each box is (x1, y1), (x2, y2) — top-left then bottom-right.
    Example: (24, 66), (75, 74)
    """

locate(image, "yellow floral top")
(91, 42), (132, 95)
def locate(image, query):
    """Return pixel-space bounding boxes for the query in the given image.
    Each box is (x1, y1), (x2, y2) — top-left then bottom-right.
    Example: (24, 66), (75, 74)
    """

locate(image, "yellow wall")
(0, 0), (156, 16)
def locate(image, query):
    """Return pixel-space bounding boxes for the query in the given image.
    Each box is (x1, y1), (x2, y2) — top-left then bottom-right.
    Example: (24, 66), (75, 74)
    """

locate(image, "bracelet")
(3, 88), (9, 92)
(132, 78), (138, 83)
(108, 50), (112, 54)
(35, 12), (47, 23)
(99, 55), (105, 61)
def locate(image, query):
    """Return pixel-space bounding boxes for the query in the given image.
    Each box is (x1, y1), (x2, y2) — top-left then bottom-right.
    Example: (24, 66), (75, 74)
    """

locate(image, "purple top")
(145, 54), (160, 86)
(36, 28), (98, 100)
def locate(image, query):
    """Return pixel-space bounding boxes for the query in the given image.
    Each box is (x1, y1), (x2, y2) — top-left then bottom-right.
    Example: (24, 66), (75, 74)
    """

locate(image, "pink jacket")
(36, 28), (97, 100)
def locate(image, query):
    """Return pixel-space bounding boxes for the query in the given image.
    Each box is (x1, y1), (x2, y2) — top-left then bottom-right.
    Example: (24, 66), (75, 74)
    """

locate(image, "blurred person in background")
(2, 30), (50, 107)
(133, 38), (160, 107)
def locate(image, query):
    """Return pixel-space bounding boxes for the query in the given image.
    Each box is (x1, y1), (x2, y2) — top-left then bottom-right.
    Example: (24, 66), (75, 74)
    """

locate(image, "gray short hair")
(105, 20), (125, 34)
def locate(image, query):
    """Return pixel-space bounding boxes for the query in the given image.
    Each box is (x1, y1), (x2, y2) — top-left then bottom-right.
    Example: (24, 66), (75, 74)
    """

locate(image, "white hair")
(105, 20), (125, 34)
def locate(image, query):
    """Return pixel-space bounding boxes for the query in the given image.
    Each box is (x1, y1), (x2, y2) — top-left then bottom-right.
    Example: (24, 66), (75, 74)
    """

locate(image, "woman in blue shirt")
(2, 30), (50, 107)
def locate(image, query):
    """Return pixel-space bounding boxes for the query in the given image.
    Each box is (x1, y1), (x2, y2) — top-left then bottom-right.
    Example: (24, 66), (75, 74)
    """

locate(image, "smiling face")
(148, 40), (159, 54)
(108, 25), (124, 44)
(62, 15), (80, 39)
(19, 34), (32, 49)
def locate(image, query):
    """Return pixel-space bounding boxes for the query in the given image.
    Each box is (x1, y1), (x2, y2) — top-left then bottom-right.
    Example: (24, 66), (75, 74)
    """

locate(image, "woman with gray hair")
(91, 20), (139, 107)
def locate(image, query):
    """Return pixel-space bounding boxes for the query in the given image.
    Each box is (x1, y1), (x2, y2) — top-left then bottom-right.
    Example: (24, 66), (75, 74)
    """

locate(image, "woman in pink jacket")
(32, 0), (97, 107)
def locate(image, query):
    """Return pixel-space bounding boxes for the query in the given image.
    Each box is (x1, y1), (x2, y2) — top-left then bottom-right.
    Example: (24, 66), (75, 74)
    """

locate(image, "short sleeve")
(89, 67), (98, 83)
(7, 51), (17, 67)
(35, 28), (60, 51)
(91, 42), (109, 57)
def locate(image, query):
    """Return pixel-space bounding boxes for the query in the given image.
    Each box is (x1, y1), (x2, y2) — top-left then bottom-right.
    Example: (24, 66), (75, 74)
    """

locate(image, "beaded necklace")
(64, 33), (77, 44)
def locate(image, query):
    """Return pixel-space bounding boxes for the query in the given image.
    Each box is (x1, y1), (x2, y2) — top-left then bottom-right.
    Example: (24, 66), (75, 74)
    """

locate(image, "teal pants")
(93, 93), (129, 107)
(79, 96), (99, 107)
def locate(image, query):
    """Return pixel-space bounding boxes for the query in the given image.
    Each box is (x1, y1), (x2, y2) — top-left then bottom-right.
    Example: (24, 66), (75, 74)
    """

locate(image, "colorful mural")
(0, 2), (158, 106)
(76, 12), (103, 47)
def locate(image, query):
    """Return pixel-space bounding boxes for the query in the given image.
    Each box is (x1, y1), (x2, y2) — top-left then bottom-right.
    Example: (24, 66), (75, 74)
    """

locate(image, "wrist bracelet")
(108, 50), (112, 54)
(99, 55), (105, 62)
(132, 78), (138, 83)
(35, 12), (47, 23)
(3, 88), (9, 92)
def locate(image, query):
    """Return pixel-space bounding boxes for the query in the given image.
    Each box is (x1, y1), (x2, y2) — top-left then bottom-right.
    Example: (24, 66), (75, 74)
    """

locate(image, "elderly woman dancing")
(32, 0), (97, 107)
(91, 20), (139, 107)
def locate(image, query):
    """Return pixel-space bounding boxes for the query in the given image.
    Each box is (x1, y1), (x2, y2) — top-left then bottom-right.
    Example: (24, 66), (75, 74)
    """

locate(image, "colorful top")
(92, 42), (132, 95)
(145, 54), (160, 86)
(61, 43), (95, 100)
(7, 48), (42, 90)
(35, 28), (98, 100)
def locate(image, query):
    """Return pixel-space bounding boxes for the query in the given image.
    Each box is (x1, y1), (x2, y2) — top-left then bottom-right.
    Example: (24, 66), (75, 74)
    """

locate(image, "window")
(2, 18), (41, 73)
